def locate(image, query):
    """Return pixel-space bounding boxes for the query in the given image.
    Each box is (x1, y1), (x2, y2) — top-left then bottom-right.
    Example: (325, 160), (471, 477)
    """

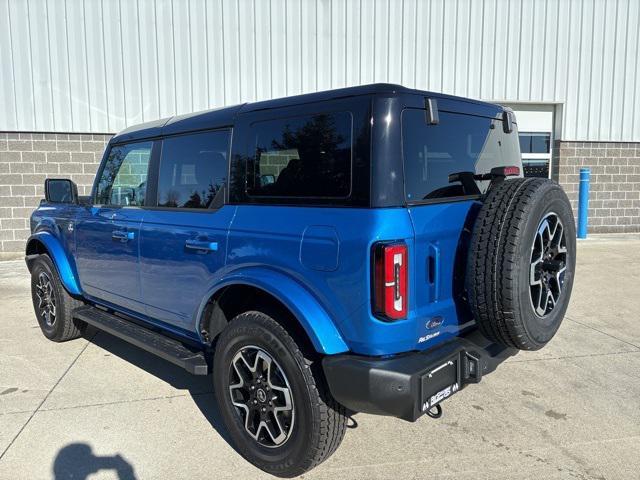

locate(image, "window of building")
(157, 130), (230, 209)
(246, 112), (352, 198)
(95, 142), (152, 206)
(519, 132), (551, 154)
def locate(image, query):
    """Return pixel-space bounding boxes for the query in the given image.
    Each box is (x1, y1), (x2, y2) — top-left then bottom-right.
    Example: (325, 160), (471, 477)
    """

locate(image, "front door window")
(95, 142), (153, 206)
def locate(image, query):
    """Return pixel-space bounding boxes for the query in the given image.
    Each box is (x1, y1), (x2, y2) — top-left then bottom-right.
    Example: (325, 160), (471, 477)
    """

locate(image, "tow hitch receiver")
(420, 351), (483, 418)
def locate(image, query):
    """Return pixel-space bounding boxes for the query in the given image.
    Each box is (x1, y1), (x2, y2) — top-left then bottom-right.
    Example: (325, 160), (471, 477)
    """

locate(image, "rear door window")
(401, 109), (521, 202)
(246, 112), (352, 198)
(157, 130), (230, 209)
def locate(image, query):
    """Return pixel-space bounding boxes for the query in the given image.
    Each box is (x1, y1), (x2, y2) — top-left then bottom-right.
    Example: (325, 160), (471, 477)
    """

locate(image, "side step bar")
(73, 305), (209, 375)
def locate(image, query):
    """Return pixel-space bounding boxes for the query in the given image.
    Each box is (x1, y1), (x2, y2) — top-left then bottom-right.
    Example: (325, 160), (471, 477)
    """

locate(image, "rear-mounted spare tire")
(466, 178), (576, 350)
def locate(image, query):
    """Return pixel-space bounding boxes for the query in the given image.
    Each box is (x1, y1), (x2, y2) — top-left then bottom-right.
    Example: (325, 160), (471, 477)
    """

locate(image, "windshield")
(401, 108), (522, 202)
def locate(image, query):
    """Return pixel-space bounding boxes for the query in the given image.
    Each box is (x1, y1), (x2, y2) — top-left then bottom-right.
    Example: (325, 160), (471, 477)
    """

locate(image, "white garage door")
(505, 104), (555, 179)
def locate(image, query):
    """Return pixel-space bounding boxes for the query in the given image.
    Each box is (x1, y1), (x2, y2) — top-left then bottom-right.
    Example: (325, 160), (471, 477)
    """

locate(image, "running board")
(73, 305), (209, 375)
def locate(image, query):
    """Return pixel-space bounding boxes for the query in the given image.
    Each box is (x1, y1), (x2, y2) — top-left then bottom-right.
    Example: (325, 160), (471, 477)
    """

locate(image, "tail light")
(372, 242), (408, 320)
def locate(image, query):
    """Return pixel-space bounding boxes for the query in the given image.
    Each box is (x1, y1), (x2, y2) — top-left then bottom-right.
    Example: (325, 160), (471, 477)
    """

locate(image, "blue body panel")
(28, 202), (475, 356)
(27, 230), (82, 296)
(219, 203), (473, 355)
(226, 206), (417, 355)
(75, 206), (147, 313)
(406, 201), (478, 347)
(138, 206), (236, 329)
(204, 267), (349, 354)
(28, 204), (83, 296)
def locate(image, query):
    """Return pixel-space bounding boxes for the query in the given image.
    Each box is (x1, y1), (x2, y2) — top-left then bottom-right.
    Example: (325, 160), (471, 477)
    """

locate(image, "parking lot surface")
(1, 236), (639, 480)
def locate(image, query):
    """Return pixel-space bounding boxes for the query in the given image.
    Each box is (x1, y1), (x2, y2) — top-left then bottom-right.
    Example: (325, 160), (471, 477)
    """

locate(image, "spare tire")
(466, 178), (576, 350)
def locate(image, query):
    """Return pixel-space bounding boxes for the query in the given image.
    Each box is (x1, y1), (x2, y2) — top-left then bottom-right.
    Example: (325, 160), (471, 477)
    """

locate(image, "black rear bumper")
(322, 330), (517, 422)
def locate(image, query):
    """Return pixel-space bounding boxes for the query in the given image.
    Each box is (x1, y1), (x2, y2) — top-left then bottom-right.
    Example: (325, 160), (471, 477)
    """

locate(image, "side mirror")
(44, 178), (79, 204)
(260, 174), (276, 186)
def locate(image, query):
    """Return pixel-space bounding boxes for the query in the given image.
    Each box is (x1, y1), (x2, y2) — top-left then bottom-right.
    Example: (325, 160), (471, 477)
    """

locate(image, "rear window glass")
(247, 112), (352, 198)
(401, 109), (521, 201)
(157, 130), (230, 209)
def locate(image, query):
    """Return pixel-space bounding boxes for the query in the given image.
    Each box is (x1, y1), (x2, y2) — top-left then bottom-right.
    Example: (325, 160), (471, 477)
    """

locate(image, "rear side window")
(157, 130), (230, 209)
(246, 112), (352, 198)
(401, 109), (521, 202)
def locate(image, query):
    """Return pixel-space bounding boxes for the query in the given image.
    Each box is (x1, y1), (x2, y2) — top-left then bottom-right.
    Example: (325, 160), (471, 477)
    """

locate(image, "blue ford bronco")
(26, 84), (576, 477)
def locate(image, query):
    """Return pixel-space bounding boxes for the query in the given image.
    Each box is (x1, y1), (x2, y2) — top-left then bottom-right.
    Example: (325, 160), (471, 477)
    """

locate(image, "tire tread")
(467, 178), (564, 350)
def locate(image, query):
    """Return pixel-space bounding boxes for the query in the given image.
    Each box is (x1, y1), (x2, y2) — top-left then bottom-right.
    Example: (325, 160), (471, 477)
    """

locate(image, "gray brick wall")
(553, 141), (640, 233)
(0, 132), (112, 259)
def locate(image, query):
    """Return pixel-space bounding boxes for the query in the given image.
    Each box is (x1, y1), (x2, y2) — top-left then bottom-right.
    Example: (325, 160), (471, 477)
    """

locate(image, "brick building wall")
(2, 132), (640, 259)
(0, 132), (112, 259)
(553, 141), (640, 233)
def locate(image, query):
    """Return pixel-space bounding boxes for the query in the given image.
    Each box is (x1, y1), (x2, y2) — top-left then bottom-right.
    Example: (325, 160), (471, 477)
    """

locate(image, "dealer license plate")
(420, 357), (460, 412)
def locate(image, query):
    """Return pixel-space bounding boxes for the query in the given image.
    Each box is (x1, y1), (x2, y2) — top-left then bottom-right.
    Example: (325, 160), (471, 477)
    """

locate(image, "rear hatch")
(400, 105), (522, 350)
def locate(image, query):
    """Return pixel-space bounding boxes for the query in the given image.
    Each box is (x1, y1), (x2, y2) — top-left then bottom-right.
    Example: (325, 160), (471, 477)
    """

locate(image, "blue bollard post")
(577, 168), (590, 239)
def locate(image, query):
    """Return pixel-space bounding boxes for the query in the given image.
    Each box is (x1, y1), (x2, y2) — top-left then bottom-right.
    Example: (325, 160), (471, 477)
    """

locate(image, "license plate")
(423, 382), (460, 411)
(420, 357), (460, 412)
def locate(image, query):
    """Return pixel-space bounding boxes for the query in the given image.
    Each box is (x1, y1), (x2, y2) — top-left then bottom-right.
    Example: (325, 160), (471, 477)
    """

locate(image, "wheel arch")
(25, 233), (82, 296)
(198, 270), (349, 355)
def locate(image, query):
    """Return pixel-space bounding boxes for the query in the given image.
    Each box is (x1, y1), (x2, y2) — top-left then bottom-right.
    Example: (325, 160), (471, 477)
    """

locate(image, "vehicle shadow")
(82, 327), (237, 451)
(53, 443), (136, 480)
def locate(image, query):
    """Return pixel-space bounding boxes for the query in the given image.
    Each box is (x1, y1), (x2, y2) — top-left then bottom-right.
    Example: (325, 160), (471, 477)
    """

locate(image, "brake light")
(502, 166), (520, 177)
(373, 242), (408, 320)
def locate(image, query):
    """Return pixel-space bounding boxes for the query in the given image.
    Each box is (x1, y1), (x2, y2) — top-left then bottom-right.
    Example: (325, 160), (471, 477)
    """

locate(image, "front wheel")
(213, 311), (347, 478)
(30, 255), (86, 342)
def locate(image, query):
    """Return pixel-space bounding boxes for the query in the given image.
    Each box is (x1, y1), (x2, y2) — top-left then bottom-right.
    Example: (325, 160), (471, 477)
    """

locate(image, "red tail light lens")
(373, 242), (408, 320)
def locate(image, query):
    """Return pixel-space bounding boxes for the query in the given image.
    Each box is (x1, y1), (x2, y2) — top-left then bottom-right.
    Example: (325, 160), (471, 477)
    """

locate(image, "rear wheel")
(30, 255), (86, 342)
(466, 178), (576, 350)
(213, 311), (346, 478)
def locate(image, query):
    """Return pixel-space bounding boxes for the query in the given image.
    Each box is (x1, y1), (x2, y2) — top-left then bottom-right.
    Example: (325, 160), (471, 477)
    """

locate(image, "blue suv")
(26, 84), (576, 477)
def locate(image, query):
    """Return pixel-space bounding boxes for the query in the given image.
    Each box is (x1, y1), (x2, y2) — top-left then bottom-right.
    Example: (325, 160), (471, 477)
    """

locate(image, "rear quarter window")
(246, 111), (352, 199)
(401, 108), (521, 202)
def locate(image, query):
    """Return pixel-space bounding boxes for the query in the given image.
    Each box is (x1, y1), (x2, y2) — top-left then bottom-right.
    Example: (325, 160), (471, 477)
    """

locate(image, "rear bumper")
(322, 329), (517, 422)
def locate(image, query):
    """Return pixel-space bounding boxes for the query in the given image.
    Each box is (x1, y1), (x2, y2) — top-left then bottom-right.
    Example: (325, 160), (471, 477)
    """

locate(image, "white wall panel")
(0, 0), (18, 131)
(1, 0), (639, 141)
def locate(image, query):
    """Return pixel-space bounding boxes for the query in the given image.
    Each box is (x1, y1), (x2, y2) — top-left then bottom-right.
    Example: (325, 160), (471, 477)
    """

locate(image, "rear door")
(75, 141), (153, 313)
(139, 129), (234, 332)
(401, 107), (522, 346)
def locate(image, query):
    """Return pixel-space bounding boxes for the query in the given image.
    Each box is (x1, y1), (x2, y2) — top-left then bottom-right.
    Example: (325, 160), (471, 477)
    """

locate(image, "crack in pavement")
(566, 315), (640, 349)
(0, 389), (216, 418)
(506, 349), (640, 363)
(0, 334), (95, 460)
(315, 437), (640, 475)
(35, 390), (215, 414)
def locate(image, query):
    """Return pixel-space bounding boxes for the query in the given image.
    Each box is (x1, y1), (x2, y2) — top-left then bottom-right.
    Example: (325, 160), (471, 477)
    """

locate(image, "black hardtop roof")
(110, 83), (505, 144)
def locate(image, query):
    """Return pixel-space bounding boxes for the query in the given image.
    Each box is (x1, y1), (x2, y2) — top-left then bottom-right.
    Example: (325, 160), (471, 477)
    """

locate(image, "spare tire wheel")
(466, 178), (576, 350)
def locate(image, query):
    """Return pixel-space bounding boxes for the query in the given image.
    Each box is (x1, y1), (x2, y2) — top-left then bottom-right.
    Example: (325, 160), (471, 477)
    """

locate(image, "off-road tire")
(30, 254), (86, 342)
(213, 311), (347, 478)
(466, 178), (576, 350)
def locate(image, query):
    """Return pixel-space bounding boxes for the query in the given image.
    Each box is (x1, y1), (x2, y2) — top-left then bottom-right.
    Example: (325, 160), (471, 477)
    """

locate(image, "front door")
(139, 130), (233, 331)
(75, 141), (154, 313)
